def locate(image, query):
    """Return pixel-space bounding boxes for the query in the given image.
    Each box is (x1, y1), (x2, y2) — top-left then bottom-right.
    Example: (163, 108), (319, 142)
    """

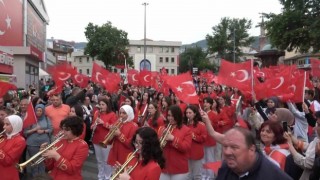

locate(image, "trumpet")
(0, 130), (5, 143)
(159, 124), (174, 149)
(16, 133), (65, 172)
(110, 149), (139, 180)
(0, 130), (5, 138)
(100, 120), (123, 147)
(90, 108), (101, 141)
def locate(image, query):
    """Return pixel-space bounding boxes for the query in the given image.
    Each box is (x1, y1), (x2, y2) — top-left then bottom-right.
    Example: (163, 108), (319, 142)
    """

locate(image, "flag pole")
(251, 59), (254, 99)
(302, 71), (306, 102)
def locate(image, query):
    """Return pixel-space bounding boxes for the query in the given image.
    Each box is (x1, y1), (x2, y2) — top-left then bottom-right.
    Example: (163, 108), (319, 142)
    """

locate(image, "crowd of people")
(0, 74), (320, 180)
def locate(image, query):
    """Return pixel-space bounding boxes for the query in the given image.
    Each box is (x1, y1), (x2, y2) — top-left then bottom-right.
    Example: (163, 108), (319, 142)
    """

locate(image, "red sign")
(0, 0), (23, 46)
(0, 48), (14, 74)
(30, 45), (43, 61)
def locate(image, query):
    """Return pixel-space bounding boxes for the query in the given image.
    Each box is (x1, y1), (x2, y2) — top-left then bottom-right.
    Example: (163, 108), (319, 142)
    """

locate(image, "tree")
(265, 0), (320, 53)
(84, 22), (133, 68)
(206, 17), (255, 62)
(179, 47), (215, 73)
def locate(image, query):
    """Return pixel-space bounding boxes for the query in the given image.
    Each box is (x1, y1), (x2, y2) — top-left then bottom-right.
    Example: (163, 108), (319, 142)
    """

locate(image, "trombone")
(100, 120), (123, 147)
(110, 149), (139, 180)
(159, 124), (174, 149)
(16, 133), (65, 172)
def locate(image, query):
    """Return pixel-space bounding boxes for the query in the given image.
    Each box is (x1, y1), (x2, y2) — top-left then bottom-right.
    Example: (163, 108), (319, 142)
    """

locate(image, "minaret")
(258, 13), (266, 51)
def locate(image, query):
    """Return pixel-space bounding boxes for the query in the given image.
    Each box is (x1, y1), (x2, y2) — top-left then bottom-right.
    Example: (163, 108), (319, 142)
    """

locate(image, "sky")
(44, 0), (283, 45)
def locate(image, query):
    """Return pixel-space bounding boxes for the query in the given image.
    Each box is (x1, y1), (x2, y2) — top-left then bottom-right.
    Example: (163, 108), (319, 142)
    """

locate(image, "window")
(165, 47), (169, 53)
(160, 47), (163, 53)
(74, 58), (76, 62)
(87, 57), (90, 63)
(87, 69), (90, 75)
(79, 69), (82, 74)
(171, 69), (175, 74)
(171, 47), (175, 53)
(159, 57), (163, 63)
(165, 57), (169, 63)
(79, 57), (82, 64)
(137, 46), (141, 53)
(171, 57), (175, 63)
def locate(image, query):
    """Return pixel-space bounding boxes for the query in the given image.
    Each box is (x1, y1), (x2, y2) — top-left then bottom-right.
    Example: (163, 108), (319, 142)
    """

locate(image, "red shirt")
(128, 158), (162, 180)
(204, 111), (217, 146)
(187, 122), (207, 160)
(158, 124), (192, 174)
(0, 134), (26, 180)
(216, 107), (234, 133)
(146, 116), (165, 132)
(92, 111), (118, 145)
(107, 121), (138, 166)
(45, 138), (88, 180)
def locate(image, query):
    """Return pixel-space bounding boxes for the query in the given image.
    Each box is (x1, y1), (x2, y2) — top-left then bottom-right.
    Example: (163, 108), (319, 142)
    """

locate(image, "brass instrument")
(0, 130), (5, 138)
(110, 149), (139, 180)
(0, 130), (5, 143)
(90, 108), (101, 141)
(16, 133), (65, 172)
(100, 120), (123, 147)
(159, 124), (174, 149)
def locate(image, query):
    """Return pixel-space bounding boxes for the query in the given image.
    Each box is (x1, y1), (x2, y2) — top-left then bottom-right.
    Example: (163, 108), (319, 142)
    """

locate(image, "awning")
(39, 68), (49, 77)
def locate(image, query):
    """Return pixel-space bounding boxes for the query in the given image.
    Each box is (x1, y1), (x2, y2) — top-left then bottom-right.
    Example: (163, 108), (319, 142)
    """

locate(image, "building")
(0, 0), (49, 89)
(128, 39), (181, 75)
(71, 50), (104, 77)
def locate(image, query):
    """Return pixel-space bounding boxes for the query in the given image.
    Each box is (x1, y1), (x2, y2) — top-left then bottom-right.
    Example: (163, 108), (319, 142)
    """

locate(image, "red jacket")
(92, 111), (118, 145)
(107, 121), (138, 166)
(204, 110), (217, 146)
(0, 134), (26, 180)
(128, 157), (162, 180)
(146, 116), (165, 132)
(158, 124), (192, 174)
(45, 138), (89, 180)
(187, 122), (207, 160)
(215, 107), (234, 133)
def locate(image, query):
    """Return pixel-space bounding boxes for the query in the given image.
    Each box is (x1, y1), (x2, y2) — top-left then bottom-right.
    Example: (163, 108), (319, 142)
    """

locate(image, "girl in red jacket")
(158, 105), (192, 180)
(184, 105), (207, 180)
(117, 127), (165, 180)
(0, 115), (26, 180)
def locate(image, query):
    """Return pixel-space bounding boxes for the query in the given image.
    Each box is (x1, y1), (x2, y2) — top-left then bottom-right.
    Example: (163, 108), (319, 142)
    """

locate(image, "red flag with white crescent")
(23, 102), (37, 129)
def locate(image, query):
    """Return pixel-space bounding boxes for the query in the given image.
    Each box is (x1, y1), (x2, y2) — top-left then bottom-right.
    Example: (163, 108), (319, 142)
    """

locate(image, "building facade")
(0, 0), (49, 89)
(128, 39), (181, 75)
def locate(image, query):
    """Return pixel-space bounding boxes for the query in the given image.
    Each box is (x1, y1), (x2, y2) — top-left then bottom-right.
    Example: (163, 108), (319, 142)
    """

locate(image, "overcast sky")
(44, 0), (282, 44)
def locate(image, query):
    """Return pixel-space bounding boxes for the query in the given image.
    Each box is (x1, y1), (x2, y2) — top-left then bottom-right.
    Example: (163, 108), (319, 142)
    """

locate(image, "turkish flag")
(91, 62), (108, 87)
(104, 72), (121, 93)
(139, 70), (153, 87)
(47, 85), (63, 96)
(23, 102), (37, 129)
(310, 59), (320, 77)
(0, 0), (23, 46)
(72, 73), (90, 88)
(48, 63), (77, 87)
(200, 71), (217, 84)
(217, 59), (252, 92)
(127, 69), (140, 86)
(160, 67), (168, 76)
(164, 73), (199, 104)
(288, 73), (306, 103)
(0, 81), (17, 97)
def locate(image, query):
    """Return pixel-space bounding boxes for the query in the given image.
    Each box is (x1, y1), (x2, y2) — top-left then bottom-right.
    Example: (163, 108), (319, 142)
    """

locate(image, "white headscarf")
(120, 105), (134, 122)
(5, 115), (23, 139)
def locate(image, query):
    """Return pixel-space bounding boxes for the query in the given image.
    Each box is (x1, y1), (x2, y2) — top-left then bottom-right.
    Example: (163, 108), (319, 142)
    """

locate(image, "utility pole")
(142, 2), (149, 70)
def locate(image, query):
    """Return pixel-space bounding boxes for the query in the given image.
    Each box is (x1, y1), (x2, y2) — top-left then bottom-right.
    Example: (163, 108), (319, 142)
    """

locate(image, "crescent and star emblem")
(58, 72), (71, 81)
(176, 81), (197, 96)
(235, 70), (249, 82)
(143, 75), (150, 82)
(272, 77), (284, 89)
(74, 74), (83, 83)
(96, 72), (106, 84)
(132, 74), (138, 81)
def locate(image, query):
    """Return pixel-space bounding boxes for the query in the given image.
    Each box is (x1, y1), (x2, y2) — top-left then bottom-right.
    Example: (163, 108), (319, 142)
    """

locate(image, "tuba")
(159, 124), (174, 149)
(110, 149), (139, 180)
(16, 133), (65, 172)
(100, 120), (123, 147)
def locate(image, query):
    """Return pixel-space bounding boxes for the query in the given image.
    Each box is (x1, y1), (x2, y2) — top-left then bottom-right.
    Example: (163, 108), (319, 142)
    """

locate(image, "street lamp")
(142, 2), (149, 70)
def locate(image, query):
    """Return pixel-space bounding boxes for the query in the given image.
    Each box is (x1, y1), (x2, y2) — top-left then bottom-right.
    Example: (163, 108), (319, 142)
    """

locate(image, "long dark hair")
(131, 127), (165, 168)
(183, 105), (202, 127)
(168, 105), (183, 129)
(258, 121), (287, 145)
(147, 102), (161, 128)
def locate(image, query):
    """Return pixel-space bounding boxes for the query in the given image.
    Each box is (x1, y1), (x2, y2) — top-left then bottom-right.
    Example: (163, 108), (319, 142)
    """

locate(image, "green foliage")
(206, 17), (255, 62)
(265, 0), (320, 53)
(179, 47), (214, 73)
(84, 22), (132, 68)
